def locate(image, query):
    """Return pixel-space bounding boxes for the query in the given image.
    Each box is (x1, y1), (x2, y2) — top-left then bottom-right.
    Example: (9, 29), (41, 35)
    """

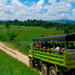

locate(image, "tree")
(64, 28), (70, 34)
(5, 23), (10, 30)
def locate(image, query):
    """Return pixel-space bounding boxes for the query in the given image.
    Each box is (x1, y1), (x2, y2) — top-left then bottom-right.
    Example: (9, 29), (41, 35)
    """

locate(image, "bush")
(7, 32), (17, 41)
(0, 32), (9, 41)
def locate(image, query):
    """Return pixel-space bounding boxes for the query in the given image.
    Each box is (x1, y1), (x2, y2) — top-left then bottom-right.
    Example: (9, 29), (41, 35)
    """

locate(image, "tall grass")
(0, 50), (40, 75)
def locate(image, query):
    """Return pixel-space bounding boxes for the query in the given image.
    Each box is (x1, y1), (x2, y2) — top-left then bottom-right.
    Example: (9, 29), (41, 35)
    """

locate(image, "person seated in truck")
(61, 43), (65, 51)
(55, 43), (61, 51)
(61, 47), (65, 51)
(51, 43), (54, 50)
(47, 43), (54, 50)
(47, 43), (51, 49)
(41, 42), (44, 48)
(35, 43), (41, 48)
(41, 41), (48, 49)
(44, 41), (48, 49)
(41, 42), (46, 49)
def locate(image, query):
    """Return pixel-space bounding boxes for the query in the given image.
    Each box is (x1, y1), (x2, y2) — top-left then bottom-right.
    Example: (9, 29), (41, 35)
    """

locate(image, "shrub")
(7, 32), (17, 41)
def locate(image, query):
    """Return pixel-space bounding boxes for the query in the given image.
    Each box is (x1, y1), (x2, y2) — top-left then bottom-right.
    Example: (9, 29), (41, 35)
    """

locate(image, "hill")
(51, 19), (75, 24)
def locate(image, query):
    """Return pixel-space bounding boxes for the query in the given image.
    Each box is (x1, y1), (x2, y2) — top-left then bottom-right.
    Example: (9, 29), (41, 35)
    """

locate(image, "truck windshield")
(67, 41), (75, 49)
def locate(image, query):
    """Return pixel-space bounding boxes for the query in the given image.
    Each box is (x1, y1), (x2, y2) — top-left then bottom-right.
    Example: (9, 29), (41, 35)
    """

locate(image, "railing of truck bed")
(33, 48), (75, 68)
(34, 48), (66, 66)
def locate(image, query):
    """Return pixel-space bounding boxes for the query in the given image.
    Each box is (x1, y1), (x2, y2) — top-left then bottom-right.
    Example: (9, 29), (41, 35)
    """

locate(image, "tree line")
(0, 19), (75, 34)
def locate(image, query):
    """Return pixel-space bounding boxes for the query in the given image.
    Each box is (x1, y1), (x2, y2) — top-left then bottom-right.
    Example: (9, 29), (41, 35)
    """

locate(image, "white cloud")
(43, 1), (71, 20)
(69, 0), (75, 2)
(48, 0), (56, 4)
(72, 9), (75, 16)
(37, 0), (44, 5)
(0, 0), (7, 6)
(48, 2), (71, 13)
(0, 0), (75, 21)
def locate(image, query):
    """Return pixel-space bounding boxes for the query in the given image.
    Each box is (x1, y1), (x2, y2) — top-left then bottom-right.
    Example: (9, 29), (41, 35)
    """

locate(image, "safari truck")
(28, 34), (75, 75)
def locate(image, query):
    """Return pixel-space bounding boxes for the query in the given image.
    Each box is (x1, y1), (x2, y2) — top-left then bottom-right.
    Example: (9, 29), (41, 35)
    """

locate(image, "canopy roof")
(34, 34), (75, 41)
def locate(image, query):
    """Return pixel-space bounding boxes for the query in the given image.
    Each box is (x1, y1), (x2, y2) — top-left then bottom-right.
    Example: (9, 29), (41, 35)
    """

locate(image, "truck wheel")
(49, 66), (57, 75)
(29, 58), (34, 67)
(41, 64), (48, 75)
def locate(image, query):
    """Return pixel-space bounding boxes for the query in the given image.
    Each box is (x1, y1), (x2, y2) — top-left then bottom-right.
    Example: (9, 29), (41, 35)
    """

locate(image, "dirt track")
(0, 42), (29, 66)
(0, 42), (42, 75)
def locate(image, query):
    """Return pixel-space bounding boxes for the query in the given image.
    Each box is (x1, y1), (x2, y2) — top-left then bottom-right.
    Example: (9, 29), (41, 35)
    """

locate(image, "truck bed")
(33, 48), (75, 69)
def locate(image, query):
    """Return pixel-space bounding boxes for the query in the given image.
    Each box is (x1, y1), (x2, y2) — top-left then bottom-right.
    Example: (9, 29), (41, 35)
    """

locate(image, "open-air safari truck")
(28, 34), (75, 75)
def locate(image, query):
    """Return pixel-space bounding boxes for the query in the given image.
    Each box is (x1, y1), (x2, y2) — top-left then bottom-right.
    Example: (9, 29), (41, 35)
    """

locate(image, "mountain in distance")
(0, 19), (75, 24)
(50, 19), (75, 24)
(0, 20), (8, 23)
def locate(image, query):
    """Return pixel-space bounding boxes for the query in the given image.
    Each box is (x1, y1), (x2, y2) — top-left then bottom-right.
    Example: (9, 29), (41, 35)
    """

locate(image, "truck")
(28, 34), (75, 75)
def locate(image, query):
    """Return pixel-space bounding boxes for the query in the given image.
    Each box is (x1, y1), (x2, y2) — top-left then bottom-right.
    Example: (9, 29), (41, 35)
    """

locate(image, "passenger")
(41, 42), (45, 48)
(35, 43), (41, 48)
(48, 43), (51, 49)
(55, 43), (61, 51)
(61, 43), (65, 51)
(51, 43), (54, 50)
(45, 41), (48, 49)
(41, 42), (46, 49)
(43, 46), (46, 49)
(61, 48), (65, 51)
(55, 43), (57, 48)
(55, 46), (60, 51)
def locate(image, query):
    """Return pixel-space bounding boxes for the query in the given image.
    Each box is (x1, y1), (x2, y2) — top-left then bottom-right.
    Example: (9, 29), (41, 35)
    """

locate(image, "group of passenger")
(34, 41), (75, 52)
(34, 41), (66, 51)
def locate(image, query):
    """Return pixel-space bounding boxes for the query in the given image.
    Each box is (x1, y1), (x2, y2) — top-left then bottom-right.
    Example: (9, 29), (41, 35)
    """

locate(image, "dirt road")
(0, 42), (42, 75)
(0, 42), (29, 66)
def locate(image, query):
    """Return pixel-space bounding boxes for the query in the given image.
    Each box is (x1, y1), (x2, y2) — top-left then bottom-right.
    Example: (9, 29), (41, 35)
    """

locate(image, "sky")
(0, 0), (75, 21)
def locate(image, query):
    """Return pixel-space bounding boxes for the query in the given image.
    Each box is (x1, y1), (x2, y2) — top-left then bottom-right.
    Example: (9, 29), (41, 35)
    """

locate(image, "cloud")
(47, 2), (71, 13)
(69, 0), (75, 2)
(48, 0), (56, 4)
(43, 1), (71, 20)
(0, 0), (74, 21)
(72, 9), (75, 16)
(0, 0), (7, 6)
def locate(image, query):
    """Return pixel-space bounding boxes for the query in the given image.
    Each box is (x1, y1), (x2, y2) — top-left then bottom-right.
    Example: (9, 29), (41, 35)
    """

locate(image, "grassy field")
(0, 50), (40, 75)
(0, 25), (64, 54)
(0, 25), (64, 41)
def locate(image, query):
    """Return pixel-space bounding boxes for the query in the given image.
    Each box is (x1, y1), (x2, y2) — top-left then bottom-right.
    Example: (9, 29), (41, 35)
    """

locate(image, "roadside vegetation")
(0, 25), (64, 54)
(0, 50), (40, 75)
(0, 20), (75, 55)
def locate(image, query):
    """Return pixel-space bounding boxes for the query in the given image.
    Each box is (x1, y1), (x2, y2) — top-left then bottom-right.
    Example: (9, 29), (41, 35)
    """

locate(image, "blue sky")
(0, 0), (75, 21)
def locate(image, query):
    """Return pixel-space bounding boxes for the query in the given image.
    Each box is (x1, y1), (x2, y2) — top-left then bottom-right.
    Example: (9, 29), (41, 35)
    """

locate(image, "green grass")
(0, 25), (64, 41)
(0, 25), (64, 54)
(0, 50), (40, 75)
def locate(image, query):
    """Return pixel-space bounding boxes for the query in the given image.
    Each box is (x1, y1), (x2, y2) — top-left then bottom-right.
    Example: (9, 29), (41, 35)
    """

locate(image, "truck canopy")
(34, 34), (75, 41)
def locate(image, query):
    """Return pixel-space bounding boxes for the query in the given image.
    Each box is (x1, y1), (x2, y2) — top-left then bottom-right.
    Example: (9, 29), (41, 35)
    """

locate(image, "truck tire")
(41, 63), (48, 75)
(49, 66), (57, 75)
